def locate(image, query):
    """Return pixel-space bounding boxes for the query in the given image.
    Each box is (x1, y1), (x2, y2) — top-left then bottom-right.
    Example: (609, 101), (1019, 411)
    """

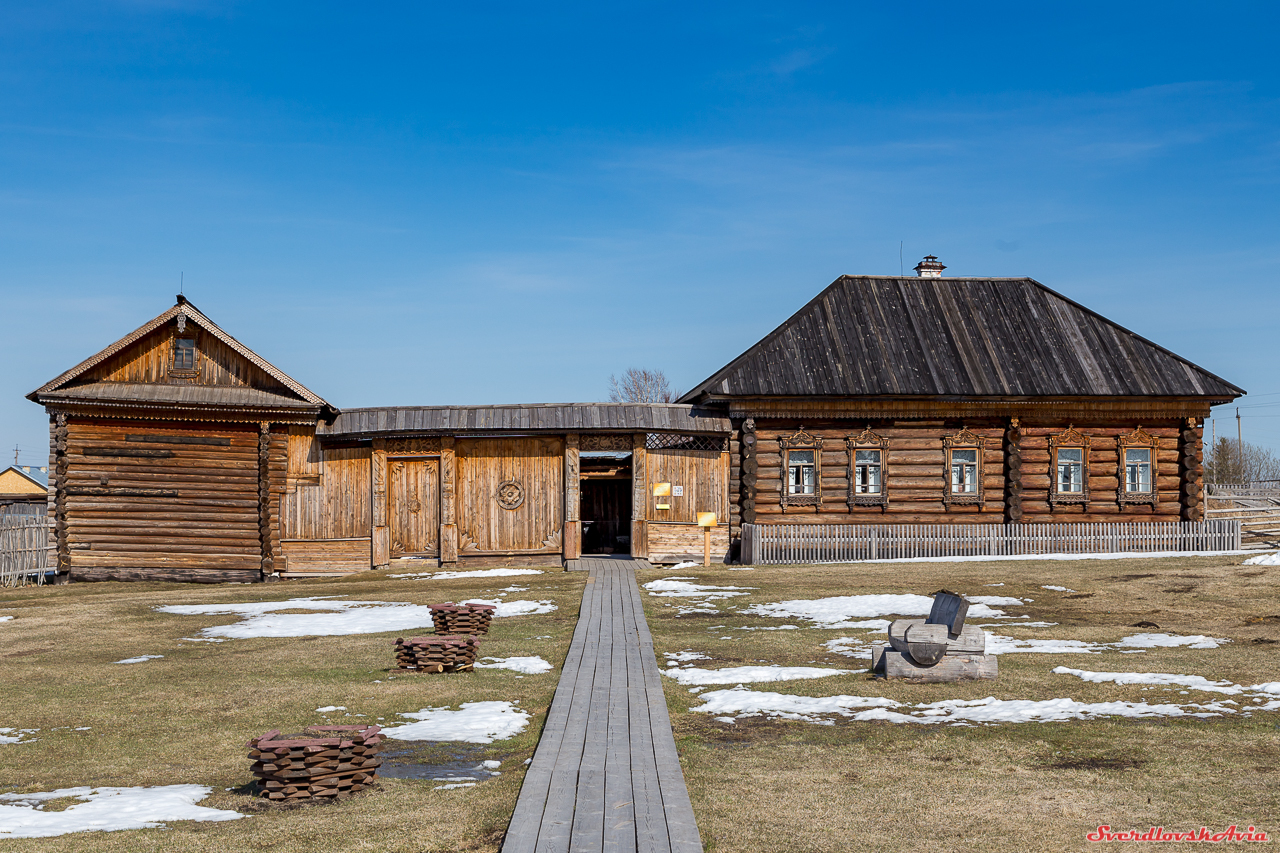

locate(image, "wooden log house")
(28, 258), (1242, 582)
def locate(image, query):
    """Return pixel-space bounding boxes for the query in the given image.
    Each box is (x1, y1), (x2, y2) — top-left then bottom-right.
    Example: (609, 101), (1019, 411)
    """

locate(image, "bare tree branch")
(1205, 438), (1280, 484)
(607, 368), (679, 403)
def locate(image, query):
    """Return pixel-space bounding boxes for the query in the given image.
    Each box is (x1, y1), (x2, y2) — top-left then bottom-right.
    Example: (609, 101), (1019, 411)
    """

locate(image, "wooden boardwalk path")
(502, 557), (702, 853)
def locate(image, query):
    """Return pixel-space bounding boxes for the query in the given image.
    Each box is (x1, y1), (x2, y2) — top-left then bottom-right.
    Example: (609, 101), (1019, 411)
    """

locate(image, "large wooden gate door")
(457, 437), (563, 557)
(388, 457), (440, 557)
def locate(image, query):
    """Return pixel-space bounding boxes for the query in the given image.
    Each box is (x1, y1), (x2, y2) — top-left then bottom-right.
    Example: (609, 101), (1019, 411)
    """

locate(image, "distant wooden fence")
(1208, 483), (1280, 498)
(0, 516), (53, 586)
(739, 520), (1243, 565)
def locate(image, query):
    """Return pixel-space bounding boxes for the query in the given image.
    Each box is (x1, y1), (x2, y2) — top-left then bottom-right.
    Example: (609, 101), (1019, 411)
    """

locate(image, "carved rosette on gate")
(495, 479), (525, 510)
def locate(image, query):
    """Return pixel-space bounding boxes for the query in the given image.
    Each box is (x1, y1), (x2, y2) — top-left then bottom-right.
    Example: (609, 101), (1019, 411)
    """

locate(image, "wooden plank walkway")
(502, 557), (702, 853)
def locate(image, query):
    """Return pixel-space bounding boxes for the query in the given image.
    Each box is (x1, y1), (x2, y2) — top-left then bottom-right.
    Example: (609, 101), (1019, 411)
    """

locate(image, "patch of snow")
(727, 567), (755, 571)
(965, 595), (1028, 606)
(474, 656), (553, 674)
(1052, 667), (1244, 695)
(664, 651), (710, 665)
(744, 594), (1016, 627)
(692, 687), (1242, 726)
(501, 585), (530, 592)
(315, 706), (346, 713)
(642, 578), (753, 599)
(661, 665), (851, 685)
(1243, 552), (1280, 566)
(822, 637), (874, 660)
(481, 760), (501, 770)
(1116, 633), (1229, 650)
(985, 635), (1102, 655)
(0, 728), (38, 745)
(975, 622), (1058, 629)
(0, 616), (12, 623)
(1248, 682), (1280, 695)
(740, 625), (800, 631)
(0, 785), (244, 838)
(431, 568), (544, 580)
(113, 655), (163, 665)
(984, 583), (1005, 586)
(434, 782), (476, 790)
(382, 701), (530, 743)
(668, 561), (700, 570)
(463, 598), (557, 617)
(1041, 585), (1076, 592)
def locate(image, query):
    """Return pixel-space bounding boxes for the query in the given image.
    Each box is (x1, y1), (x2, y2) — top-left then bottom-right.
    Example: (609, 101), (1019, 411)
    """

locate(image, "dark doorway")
(580, 452), (633, 554)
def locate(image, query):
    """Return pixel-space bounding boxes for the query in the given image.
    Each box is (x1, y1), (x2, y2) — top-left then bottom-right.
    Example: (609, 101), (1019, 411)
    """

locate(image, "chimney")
(913, 255), (946, 278)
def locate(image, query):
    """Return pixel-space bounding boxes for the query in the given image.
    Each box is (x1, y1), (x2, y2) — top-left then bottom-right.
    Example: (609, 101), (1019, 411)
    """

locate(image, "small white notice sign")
(672, 486), (684, 497)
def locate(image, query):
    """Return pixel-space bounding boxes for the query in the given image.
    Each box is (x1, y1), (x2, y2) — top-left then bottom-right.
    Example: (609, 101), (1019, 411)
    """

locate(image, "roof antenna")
(899, 242), (903, 276)
(180, 272), (183, 296)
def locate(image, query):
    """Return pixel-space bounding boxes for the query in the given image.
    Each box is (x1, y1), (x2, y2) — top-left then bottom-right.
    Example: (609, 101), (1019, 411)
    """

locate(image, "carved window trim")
(779, 428), (822, 511)
(846, 426), (889, 509)
(1117, 426), (1159, 508)
(942, 427), (986, 508)
(1048, 425), (1091, 508)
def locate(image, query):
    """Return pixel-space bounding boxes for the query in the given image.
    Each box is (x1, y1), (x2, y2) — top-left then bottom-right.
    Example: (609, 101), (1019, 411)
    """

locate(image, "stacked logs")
(1182, 419), (1204, 522)
(429, 602), (496, 635)
(395, 635), (482, 672)
(248, 725), (382, 801)
(1005, 419), (1023, 523)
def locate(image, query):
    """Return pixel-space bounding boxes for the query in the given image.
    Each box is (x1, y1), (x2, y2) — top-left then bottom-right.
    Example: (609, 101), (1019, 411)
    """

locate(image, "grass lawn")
(638, 555), (1280, 853)
(0, 566), (583, 852)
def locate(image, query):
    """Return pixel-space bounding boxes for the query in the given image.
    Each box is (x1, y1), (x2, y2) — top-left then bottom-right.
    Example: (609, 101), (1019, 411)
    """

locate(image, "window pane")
(173, 338), (195, 370)
(789, 450), (814, 464)
(788, 450), (816, 495)
(1056, 449), (1083, 493)
(855, 450), (880, 464)
(952, 448), (977, 463)
(1125, 448), (1152, 493)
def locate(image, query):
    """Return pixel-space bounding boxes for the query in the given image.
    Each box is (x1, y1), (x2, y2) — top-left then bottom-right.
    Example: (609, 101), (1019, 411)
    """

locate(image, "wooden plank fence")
(740, 520), (1243, 565)
(0, 516), (53, 587)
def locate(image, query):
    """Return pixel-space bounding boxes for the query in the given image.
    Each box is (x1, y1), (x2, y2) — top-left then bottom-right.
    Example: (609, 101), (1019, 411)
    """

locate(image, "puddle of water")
(378, 746), (502, 782)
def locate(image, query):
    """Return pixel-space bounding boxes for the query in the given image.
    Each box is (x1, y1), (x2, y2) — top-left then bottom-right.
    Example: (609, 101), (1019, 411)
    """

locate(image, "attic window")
(171, 337), (197, 373)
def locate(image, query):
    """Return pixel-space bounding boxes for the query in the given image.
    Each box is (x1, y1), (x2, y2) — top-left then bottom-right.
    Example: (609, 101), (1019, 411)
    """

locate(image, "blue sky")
(4, 2), (1280, 466)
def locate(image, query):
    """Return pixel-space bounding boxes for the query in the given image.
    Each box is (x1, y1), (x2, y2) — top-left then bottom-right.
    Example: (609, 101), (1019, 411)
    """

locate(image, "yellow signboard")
(652, 482), (671, 497)
(697, 512), (718, 528)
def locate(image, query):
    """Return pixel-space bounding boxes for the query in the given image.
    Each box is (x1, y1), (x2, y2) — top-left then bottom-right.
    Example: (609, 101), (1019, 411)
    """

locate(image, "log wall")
(60, 419), (265, 582)
(743, 420), (1191, 526)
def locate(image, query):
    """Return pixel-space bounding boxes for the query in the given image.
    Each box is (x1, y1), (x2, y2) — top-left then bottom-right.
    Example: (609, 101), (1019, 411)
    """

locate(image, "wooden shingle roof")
(320, 403), (732, 438)
(680, 276), (1244, 401)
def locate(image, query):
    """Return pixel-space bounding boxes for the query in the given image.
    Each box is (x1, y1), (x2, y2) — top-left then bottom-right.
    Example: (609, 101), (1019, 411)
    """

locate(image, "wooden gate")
(457, 437), (563, 556)
(388, 457), (440, 557)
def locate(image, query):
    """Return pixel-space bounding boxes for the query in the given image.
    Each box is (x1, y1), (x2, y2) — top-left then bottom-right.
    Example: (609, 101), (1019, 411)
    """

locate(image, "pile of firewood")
(248, 725), (382, 801)
(429, 602), (496, 635)
(394, 635), (482, 672)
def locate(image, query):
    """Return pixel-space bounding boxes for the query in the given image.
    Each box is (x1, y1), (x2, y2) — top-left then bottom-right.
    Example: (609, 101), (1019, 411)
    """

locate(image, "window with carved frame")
(779, 428), (822, 510)
(846, 426), (889, 509)
(170, 335), (198, 376)
(942, 427), (986, 507)
(1116, 426), (1158, 508)
(1048, 425), (1091, 508)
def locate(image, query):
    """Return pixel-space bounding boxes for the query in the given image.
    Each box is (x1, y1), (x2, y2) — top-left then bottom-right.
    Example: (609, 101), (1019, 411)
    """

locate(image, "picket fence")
(0, 516), (53, 586)
(739, 520), (1243, 566)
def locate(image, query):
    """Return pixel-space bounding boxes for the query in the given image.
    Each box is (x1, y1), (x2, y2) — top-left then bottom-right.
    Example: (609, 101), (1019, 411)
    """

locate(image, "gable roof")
(680, 276), (1244, 402)
(28, 297), (333, 412)
(0, 465), (47, 494)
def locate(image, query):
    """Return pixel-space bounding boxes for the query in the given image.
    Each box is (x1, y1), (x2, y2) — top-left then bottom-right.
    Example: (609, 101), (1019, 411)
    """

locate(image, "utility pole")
(1237, 407), (1244, 484)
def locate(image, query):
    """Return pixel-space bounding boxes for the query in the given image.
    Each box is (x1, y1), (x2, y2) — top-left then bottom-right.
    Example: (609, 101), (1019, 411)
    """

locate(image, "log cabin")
(28, 258), (1243, 582)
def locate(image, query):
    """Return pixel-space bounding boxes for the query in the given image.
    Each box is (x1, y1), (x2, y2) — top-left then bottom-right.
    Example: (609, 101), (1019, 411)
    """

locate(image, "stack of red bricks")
(248, 725), (382, 801)
(394, 635), (482, 673)
(429, 602), (496, 635)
